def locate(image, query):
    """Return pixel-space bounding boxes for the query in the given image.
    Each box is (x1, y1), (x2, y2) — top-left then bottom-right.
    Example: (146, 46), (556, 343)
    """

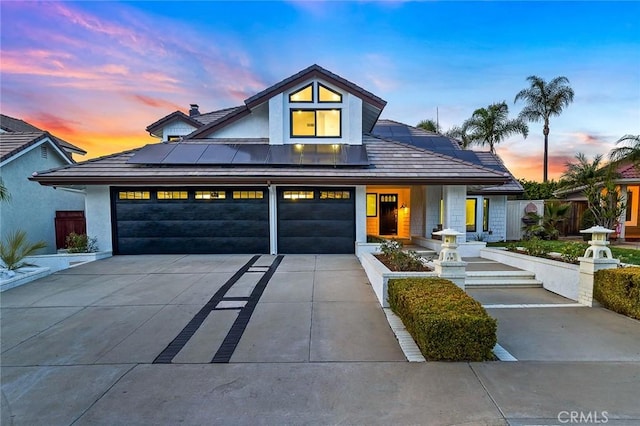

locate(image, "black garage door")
(112, 188), (269, 254)
(277, 187), (355, 254)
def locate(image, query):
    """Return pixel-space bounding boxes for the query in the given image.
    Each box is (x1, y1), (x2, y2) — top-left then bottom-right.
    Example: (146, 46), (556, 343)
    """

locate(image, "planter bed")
(360, 252), (437, 308)
(0, 267), (50, 292)
(24, 251), (112, 274)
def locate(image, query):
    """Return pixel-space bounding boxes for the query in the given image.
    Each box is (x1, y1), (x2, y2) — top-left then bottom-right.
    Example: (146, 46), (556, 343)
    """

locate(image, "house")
(557, 159), (640, 241)
(30, 65), (522, 255)
(1, 114), (87, 253)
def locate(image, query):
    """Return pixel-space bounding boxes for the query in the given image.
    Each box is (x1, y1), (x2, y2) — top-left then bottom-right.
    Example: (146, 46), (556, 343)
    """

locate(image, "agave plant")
(0, 230), (47, 271)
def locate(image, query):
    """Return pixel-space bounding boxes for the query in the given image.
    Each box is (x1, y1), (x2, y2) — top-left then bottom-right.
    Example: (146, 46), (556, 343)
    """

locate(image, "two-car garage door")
(112, 187), (355, 254)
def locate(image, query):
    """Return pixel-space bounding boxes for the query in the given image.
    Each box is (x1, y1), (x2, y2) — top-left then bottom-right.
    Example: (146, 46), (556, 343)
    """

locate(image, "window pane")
(626, 191), (633, 221)
(483, 199), (490, 232)
(157, 191), (188, 200)
(320, 191), (350, 200)
(283, 191), (314, 200)
(291, 110), (316, 136)
(233, 191), (264, 199)
(289, 84), (313, 102)
(119, 191), (150, 200)
(366, 193), (377, 217)
(316, 110), (340, 137)
(466, 198), (477, 232)
(195, 191), (226, 200)
(318, 84), (342, 102)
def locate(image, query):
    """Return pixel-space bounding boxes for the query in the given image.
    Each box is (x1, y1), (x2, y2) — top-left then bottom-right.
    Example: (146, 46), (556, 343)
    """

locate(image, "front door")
(379, 194), (398, 235)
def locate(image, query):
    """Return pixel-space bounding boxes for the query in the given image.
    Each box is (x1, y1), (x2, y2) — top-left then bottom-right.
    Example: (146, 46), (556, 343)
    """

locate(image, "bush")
(559, 242), (588, 264)
(388, 277), (497, 361)
(0, 230), (47, 270)
(594, 268), (640, 320)
(522, 237), (550, 257)
(377, 239), (426, 271)
(65, 233), (98, 253)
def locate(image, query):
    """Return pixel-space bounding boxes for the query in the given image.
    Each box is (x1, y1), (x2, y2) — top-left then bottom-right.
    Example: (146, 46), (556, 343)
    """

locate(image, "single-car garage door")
(277, 187), (355, 254)
(113, 187), (269, 254)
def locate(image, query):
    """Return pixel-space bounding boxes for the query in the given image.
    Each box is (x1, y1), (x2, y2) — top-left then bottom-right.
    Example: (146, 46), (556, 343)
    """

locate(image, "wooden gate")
(55, 211), (86, 249)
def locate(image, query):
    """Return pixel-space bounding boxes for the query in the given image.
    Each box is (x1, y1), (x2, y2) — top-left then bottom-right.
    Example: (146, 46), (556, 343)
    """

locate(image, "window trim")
(288, 83), (314, 103)
(483, 198), (490, 232)
(289, 108), (342, 138)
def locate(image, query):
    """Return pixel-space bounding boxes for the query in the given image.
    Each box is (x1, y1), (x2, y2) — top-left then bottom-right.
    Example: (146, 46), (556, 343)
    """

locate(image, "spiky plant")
(0, 230), (47, 271)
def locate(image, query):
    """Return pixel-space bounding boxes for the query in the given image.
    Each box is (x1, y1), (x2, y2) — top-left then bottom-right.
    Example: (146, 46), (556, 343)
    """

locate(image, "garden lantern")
(433, 228), (464, 262)
(580, 225), (614, 259)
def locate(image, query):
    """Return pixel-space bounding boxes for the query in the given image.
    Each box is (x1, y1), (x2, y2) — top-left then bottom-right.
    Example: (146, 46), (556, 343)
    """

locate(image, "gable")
(0, 133), (74, 167)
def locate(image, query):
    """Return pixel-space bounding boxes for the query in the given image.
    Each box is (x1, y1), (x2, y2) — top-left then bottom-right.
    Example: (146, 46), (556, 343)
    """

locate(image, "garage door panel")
(278, 220), (353, 237)
(276, 237), (354, 254)
(113, 188), (268, 254)
(278, 203), (353, 221)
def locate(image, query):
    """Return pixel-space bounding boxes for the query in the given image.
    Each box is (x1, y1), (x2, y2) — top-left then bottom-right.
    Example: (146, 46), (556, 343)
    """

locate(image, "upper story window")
(289, 81), (343, 139)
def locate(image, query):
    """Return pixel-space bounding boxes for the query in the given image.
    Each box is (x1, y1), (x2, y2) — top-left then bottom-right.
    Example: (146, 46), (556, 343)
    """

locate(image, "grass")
(487, 240), (640, 265)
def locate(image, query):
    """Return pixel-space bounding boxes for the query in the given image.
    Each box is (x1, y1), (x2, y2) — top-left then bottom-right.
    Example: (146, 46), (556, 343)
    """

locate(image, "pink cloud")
(128, 94), (182, 111)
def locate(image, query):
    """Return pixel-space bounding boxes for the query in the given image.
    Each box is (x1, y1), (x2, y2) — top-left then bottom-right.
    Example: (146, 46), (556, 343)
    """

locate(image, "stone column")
(578, 257), (618, 306)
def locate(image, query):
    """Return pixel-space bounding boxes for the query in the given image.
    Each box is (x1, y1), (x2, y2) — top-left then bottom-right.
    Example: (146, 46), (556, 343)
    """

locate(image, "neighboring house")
(1, 114), (87, 253)
(557, 160), (640, 241)
(31, 64), (522, 255)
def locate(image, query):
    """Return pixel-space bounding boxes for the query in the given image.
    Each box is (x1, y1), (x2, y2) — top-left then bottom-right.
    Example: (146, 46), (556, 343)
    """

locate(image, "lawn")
(487, 240), (640, 266)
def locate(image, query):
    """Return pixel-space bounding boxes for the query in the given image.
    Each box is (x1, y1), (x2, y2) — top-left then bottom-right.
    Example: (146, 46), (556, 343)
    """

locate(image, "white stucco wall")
(0, 142), (84, 253)
(425, 185), (442, 238)
(268, 94), (285, 145)
(162, 122), (198, 141)
(210, 102), (269, 139)
(85, 186), (113, 252)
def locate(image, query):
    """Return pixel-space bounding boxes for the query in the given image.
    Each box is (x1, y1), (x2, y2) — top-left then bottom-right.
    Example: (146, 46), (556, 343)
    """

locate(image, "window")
(233, 191), (264, 199)
(167, 135), (182, 142)
(366, 193), (377, 217)
(119, 191), (150, 200)
(626, 191), (633, 222)
(318, 83), (342, 102)
(283, 191), (314, 200)
(483, 199), (490, 232)
(195, 191), (226, 200)
(289, 84), (313, 102)
(157, 191), (188, 200)
(466, 198), (477, 232)
(320, 191), (350, 199)
(291, 109), (341, 138)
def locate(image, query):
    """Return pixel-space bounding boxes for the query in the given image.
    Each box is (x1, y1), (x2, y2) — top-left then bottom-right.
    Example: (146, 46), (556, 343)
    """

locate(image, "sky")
(1, 1), (638, 181)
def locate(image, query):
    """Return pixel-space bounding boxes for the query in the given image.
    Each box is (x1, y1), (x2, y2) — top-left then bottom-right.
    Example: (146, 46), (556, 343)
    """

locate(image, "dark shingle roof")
(0, 114), (87, 155)
(0, 132), (74, 163)
(30, 135), (509, 186)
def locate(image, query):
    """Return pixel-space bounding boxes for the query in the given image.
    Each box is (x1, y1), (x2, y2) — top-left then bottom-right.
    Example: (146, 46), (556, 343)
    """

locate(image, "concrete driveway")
(2, 254), (640, 425)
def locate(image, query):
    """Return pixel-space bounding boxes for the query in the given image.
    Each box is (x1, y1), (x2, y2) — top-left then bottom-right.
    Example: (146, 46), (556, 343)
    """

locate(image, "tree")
(0, 180), (9, 202)
(462, 101), (529, 154)
(416, 119), (440, 133)
(561, 153), (625, 230)
(515, 75), (575, 182)
(609, 134), (640, 164)
(516, 179), (559, 200)
(445, 125), (473, 149)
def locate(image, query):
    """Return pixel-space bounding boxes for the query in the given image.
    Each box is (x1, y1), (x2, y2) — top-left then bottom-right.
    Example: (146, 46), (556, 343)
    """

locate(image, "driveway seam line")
(468, 363), (508, 424)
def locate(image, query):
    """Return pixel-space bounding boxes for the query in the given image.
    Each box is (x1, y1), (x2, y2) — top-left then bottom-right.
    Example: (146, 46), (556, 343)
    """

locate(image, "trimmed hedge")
(388, 277), (497, 361)
(594, 268), (640, 320)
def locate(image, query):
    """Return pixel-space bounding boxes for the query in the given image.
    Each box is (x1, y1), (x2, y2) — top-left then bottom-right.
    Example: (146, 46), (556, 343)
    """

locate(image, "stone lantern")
(433, 228), (464, 262)
(579, 225), (614, 259)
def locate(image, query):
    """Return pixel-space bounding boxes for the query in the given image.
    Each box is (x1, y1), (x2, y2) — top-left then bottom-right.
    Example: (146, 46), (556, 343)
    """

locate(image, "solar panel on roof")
(232, 145), (269, 164)
(127, 144), (176, 164)
(163, 144), (207, 164)
(199, 144), (239, 163)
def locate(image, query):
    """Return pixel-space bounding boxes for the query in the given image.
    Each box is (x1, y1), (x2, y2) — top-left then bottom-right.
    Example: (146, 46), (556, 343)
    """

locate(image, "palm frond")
(0, 230), (47, 270)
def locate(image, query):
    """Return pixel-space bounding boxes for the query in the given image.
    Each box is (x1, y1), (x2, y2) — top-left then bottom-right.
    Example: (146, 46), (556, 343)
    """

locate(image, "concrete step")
(466, 270), (542, 288)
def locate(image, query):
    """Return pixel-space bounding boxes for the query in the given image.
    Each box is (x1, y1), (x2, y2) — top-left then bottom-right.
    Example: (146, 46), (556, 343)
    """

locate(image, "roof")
(0, 114), (87, 155)
(30, 135), (510, 186)
(144, 106), (246, 138)
(372, 120), (523, 194)
(617, 162), (640, 180)
(0, 132), (74, 164)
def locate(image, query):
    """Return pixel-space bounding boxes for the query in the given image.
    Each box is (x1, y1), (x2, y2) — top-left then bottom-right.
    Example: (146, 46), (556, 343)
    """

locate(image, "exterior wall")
(486, 195), (507, 242)
(0, 142), (84, 254)
(409, 185), (425, 237)
(210, 103), (269, 139)
(161, 122), (198, 141)
(443, 185), (467, 243)
(274, 78), (363, 145)
(506, 199), (544, 241)
(355, 185), (366, 244)
(85, 186), (113, 252)
(365, 186), (411, 238)
(425, 185), (442, 238)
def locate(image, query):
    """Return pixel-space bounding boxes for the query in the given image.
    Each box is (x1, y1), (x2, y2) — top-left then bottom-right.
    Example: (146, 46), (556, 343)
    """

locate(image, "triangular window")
(318, 83), (342, 103)
(289, 84), (313, 102)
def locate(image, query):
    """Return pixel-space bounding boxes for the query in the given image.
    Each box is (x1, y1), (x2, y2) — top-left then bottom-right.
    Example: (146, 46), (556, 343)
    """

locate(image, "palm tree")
(416, 119), (440, 133)
(462, 101), (529, 154)
(0, 180), (9, 202)
(445, 125), (473, 149)
(609, 134), (640, 164)
(515, 75), (575, 182)
(561, 153), (606, 187)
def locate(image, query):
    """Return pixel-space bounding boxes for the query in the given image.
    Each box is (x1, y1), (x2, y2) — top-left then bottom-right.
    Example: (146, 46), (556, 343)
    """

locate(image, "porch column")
(269, 185), (278, 254)
(425, 185), (442, 238)
(443, 185), (467, 243)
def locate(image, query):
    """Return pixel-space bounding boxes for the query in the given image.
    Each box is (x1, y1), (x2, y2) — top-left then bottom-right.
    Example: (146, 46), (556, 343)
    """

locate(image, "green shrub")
(65, 233), (98, 253)
(0, 230), (47, 270)
(559, 242), (588, 264)
(522, 237), (550, 257)
(388, 277), (497, 361)
(378, 239), (425, 271)
(594, 268), (640, 320)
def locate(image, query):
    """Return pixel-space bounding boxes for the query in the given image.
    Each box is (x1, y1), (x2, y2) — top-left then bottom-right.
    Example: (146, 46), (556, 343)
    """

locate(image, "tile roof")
(0, 132), (73, 163)
(31, 135), (510, 186)
(0, 114), (86, 155)
(617, 162), (640, 180)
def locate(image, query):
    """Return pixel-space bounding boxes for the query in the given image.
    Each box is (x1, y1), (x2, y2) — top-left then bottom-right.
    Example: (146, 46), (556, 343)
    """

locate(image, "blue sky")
(1, 1), (638, 180)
